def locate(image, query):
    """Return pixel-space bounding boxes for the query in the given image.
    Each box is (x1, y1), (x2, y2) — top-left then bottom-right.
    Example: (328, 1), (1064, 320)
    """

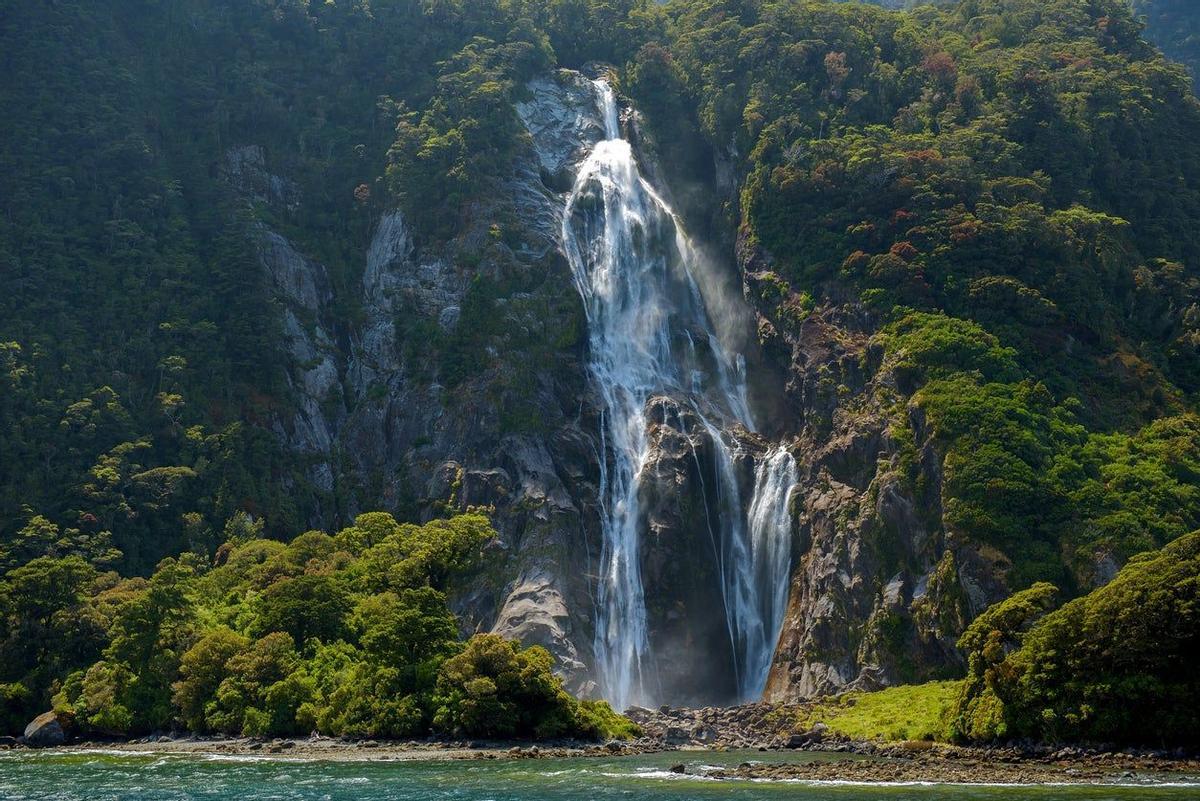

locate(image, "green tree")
(172, 628), (251, 732)
(253, 575), (350, 647)
(433, 633), (582, 739)
(0, 556), (104, 727)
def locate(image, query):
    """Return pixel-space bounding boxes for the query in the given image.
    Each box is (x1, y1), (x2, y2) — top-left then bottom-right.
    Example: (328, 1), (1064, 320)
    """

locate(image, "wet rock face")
(258, 227), (343, 497)
(223, 145), (299, 210)
(633, 400), (764, 706)
(517, 71), (607, 193)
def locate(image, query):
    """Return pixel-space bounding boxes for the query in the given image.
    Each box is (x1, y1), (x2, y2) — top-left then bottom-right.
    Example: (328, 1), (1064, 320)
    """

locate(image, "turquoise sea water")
(1, 749), (1196, 801)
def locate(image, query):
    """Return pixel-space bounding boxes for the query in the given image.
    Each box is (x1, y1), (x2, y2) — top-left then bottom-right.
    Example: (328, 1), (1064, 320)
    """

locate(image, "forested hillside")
(851, 2), (1200, 78)
(0, 0), (652, 573)
(633, 0), (1200, 589)
(1133, 0), (1200, 77)
(2, 0), (1199, 744)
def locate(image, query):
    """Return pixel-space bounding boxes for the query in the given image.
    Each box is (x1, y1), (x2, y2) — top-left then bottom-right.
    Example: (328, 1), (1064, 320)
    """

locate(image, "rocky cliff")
(223, 71), (618, 694)
(231, 68), (1007, 706)
(744, 240), (1006, 700)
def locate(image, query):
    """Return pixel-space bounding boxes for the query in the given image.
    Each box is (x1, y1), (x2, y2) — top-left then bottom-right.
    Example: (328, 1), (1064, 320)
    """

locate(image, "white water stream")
(561, 80), (797, 709)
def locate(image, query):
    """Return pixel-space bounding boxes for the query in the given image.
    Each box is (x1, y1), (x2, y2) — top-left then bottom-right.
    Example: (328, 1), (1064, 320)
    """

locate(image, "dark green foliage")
(0, 510), (629, 740)
(915, 378), (1086, 586)
(953, 530), (1200, 746)
(1069, 415), (1200, 565)
(909, 379), (1198, 587)
(201, 632), (306, 737)
(0, 556), (105, 730)
(253, 576), (350, 647)
(353, 588), (459, 669)
(172, 628), (251, 732)
(0, 0), (314, 570)
(949, 582), (1059, 741)
(433, 634), (580, 738)
(1134, 0), (1200, 79)
(432, 633), (638, 740)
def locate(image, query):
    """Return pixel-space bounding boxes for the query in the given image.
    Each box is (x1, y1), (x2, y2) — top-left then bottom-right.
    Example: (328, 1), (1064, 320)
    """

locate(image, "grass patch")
(578, 699), (642, 741)
(798, 680), (962, 743)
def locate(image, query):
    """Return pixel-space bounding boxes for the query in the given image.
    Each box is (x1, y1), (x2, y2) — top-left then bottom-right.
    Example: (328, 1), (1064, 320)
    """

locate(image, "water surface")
(1, 749), (1196, 801)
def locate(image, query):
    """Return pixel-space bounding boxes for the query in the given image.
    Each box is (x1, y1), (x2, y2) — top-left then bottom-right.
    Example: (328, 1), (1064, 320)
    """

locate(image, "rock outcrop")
(22, 711), (65, 747)
(741, 247), (1001, 700)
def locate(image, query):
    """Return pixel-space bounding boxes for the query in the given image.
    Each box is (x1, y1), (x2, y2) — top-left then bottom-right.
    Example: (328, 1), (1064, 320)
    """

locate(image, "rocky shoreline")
(6, 704), (1200, 787)
(14, 735), (653, 762)
(10, 736), (1198, 786)
(696, 743), (1200, 786)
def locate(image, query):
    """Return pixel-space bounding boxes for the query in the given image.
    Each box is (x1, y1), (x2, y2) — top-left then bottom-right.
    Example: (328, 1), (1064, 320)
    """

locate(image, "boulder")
(786, 723), (828, 749)
(22, 712), (65, 747)
(664, 726), (691, 745)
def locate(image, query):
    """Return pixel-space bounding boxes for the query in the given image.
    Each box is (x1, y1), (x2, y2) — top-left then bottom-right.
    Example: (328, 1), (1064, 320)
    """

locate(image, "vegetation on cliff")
(951, 529), (1200, 746)
(631, 0), (1200, 593)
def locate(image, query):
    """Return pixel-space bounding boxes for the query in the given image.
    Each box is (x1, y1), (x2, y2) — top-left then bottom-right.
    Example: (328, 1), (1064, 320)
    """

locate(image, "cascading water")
(561, 79), (796, 710)
(740, 447), (799, 698)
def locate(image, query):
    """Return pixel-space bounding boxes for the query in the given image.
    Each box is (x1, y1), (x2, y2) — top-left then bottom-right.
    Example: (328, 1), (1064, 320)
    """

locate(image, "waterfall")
(739, 447), (798, 698)
(561, 79), (796, 709)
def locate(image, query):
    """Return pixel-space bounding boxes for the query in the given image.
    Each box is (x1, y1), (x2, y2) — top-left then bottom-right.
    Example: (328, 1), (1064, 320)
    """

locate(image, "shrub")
(433, 633), (632, 741)
(948, 583), (1059, 742)
(951, 532), (1200, 746)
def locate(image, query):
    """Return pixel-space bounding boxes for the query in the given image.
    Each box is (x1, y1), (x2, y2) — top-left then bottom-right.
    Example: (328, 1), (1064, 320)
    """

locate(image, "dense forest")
(2, 0), (1199, 745)
(1133, 0), (1200, 77)
(1, 511), (632, 740)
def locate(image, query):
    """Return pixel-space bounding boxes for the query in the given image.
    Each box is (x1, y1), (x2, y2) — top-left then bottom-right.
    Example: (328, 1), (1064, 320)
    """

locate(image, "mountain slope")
(1134, 0), (1200, 78)
(629, 0), (1200, 695)
(1, 0), (1198, 723)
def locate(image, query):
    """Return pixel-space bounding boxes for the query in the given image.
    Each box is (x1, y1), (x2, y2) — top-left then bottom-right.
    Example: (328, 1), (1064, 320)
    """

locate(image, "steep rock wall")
(226, 68), (1001, 706)
(742, 245), (1006, 700)
(224, 72), (612, 694)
